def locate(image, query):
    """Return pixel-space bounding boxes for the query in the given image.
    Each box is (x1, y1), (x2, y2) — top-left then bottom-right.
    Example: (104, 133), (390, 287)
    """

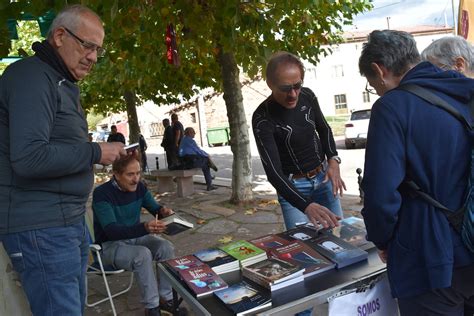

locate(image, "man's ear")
(370, 62), (385, 80)
(51, 27), (66, 49)
(454, 56), (467, 73)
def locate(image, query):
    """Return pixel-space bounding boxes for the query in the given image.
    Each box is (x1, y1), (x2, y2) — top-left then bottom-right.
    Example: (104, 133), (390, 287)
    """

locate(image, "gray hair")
(266, 51), (305, 84)
(421, 36), (474, 73)
(359, 30), (421, 78)
(47, 4), (102, 39)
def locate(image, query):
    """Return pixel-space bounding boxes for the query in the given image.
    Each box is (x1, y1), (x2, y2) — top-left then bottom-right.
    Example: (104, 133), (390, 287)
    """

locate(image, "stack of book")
(214, 280), (272, 315)
(271, 240), (335, 278)
(164, 255), (228, 297)
(219, 240), (267, 268)
(242, 257), (305, 291)
(193, 247), (240, 274)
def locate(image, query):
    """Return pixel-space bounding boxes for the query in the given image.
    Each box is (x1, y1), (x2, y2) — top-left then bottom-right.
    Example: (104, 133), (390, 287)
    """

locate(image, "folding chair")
(85, 210), (134, 316)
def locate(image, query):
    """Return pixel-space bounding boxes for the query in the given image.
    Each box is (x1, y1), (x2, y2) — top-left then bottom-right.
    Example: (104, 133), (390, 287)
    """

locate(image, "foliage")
(86, 110), (105, 130)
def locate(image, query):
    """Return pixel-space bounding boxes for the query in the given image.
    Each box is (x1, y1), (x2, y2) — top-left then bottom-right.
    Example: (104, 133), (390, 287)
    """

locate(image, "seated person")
(92, 153), (187, 316)
(178, 127), (218, 191)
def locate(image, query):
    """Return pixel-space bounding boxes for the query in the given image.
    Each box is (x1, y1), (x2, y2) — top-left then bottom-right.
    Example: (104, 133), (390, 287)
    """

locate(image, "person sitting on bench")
(178, 127), (218, 191)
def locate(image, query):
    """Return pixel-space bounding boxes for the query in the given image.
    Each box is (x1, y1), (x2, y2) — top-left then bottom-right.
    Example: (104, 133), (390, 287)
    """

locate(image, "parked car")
(92, 130), (110, 142)
(344, 109), (371, 149)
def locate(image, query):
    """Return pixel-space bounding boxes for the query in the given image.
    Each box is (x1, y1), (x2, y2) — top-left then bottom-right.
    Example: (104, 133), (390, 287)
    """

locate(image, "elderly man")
(179, 127), (218, 191)
(93, 154), (187, 316)
(0, 5), (125, 315)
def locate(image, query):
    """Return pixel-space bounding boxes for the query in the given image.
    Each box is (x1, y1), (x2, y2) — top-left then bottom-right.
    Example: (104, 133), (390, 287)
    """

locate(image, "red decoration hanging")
(166, 23), (180, 66)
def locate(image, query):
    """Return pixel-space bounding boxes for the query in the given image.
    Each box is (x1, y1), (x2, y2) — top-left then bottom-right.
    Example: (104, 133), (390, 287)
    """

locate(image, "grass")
(325, 115), (349, 136)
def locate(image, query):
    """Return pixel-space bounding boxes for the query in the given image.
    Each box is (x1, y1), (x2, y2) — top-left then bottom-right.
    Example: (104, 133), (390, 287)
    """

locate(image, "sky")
(344, 0), (460, 31)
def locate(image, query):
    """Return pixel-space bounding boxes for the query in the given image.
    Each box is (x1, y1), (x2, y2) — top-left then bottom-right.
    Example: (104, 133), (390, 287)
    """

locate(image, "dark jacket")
(0, 56), (102, 234)
(362, 62), (474, 298)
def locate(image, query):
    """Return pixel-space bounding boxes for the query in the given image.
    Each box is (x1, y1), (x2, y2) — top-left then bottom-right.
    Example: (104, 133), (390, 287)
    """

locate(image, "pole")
(386, 17), (391, 29)
(452, 0), (457, 34)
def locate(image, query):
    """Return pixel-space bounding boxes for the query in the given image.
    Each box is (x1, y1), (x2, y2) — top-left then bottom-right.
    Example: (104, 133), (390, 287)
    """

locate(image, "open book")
(161, 213), (194, 235)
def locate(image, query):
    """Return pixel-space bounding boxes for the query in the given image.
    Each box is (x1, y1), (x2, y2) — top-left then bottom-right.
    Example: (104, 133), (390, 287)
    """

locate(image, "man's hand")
(304, 202), (341, 229)
(159, 207), (174, 218)
(378, 249), (388, 263)
(144, 218), (167, 234)
(98, 142), (126, 165)
(325, 159), (347, 197)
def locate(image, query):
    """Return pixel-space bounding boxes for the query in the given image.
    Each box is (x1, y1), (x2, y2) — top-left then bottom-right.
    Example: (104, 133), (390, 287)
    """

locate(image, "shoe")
(207, 185), (218, 191)
(145, 306), (161, 316)
(160, 299), (188, 316)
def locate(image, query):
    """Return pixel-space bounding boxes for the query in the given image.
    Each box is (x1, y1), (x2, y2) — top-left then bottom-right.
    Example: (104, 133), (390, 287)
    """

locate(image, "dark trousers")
(167, 147), (179, 169)
(182, 155), (212, 187)
(164, 148), (173, 168)
(398, 264), (474, 316)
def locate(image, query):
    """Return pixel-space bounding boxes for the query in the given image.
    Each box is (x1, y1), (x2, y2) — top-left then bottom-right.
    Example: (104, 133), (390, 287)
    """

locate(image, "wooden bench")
(150, 168), (202, 197)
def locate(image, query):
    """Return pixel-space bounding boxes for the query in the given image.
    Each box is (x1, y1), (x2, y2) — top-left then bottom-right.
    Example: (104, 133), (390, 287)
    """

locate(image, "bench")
(150, 168), (202, 197)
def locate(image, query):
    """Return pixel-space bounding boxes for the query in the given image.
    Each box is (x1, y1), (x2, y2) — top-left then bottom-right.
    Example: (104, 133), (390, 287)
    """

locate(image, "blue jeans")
(2, 219), (88, 316)
(278, 169), (343, 229)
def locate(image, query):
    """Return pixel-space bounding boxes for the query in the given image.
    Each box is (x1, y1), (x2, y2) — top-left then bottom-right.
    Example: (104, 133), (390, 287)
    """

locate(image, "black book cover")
(214, 280), (272, 315)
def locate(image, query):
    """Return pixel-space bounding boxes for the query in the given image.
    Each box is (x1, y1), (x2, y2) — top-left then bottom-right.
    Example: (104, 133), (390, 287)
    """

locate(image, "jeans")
(101, 235), (175, 309)
(278, 168), (343, 230)
(183, 155), (213, 187)
(2, 219), (88, 316)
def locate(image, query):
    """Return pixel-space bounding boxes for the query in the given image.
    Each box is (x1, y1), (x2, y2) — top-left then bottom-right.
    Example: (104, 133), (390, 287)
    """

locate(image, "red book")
(164, 255), (204, 277)
(178, 264), (228, 297)
(249, 234), (291, 254)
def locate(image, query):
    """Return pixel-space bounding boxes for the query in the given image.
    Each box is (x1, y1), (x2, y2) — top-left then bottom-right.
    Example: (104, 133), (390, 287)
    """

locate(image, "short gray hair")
(266, 51), (305, 85)
(421, 36), (474, 73)
(47, 4), (102, 39)
(359, 30), (420, 78)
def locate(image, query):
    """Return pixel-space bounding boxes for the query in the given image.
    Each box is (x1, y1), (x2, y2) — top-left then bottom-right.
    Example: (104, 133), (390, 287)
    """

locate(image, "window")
(306, 67), (317, 80)
(149, 122), (162, 137)
(332, 65), (344, 78)
(363, 91), (371, 103)
(190, 112), (197, 123)
(334, 94), (348, 114)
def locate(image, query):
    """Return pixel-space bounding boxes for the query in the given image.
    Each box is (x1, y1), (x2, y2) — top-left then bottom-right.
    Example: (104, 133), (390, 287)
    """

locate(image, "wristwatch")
(329, 156), (341, 164)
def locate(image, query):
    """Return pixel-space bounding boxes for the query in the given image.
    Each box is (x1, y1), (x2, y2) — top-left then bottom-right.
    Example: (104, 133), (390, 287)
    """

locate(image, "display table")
(157, 248), (386, 315)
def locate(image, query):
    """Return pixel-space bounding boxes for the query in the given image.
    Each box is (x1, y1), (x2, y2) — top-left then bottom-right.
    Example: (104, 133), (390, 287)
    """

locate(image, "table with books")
(158, 217), (387, 315)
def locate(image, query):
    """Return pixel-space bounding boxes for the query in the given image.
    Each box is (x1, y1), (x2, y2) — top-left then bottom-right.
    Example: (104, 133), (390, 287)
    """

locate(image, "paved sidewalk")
(85, 178), (364, 316)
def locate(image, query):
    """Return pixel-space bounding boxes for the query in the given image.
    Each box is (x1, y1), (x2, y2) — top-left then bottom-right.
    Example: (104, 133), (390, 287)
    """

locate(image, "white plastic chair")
(85, 227), (134, 315)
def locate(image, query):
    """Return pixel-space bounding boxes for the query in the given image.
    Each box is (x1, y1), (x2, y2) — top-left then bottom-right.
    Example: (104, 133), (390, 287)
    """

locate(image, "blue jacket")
(178, 136), (208, 158)
(362, 62), (474, 298)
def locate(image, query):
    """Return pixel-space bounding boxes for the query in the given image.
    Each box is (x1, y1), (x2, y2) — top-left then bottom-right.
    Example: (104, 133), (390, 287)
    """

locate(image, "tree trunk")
(124, 90), (140, 144)
(218, 51), (253, 204)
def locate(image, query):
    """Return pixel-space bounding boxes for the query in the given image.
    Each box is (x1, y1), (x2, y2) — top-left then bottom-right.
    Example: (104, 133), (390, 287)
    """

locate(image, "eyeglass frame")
(277, 81), (304, 93)
(63, 27), (106, 58)
(365, 82), (377, 95)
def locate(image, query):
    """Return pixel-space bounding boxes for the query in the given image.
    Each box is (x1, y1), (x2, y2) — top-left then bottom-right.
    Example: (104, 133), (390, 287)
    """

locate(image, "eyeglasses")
(64, 27), (106, 58)
(277, 81), (303, 93)
(365, 82), (377, 95)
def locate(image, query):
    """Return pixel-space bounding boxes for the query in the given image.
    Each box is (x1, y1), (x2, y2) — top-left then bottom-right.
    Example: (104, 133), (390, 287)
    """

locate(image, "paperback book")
(249, 234), (291, 254)
(164, 255), (204, 277)
(214, 280), (272, 316)
(323, 216), (374, 250)
(219, 240), (267, 267)
(242, 257), (305, 291)
(277, 224), (321, 242)
(178, 264), (228, 298)
(271, 240), (335, 278)
(160, 213), (194, 235)
(193, 247), (240, 274)
(307, 234), (369, 269)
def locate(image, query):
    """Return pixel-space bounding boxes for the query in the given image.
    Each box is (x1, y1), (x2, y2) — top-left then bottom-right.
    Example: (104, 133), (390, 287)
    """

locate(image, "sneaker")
(160, 299), (188, 316)
(207, 185), (218, 191)
(145, 306), (161, 316)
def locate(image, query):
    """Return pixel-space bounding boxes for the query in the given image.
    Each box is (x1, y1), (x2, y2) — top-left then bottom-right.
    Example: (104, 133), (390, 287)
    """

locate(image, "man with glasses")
(0, 5), (125, 315)
(252, 51), (345, 232)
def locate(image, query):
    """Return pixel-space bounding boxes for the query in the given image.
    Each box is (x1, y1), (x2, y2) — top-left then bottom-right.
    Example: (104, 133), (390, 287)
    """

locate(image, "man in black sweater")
(107, 124), (126, 144)
(252, 51), (345, 230)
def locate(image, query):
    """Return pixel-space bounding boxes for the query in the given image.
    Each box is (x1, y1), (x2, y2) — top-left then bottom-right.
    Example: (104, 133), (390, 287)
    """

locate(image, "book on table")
(214, 280), (272, 316)
(249, 234), (291, 255)
(306, 233), (369, 269)
(277, 223), (321, 242)
(271, 240), (335, 278)
(178, 264), (228, 298)
(322, 216), (375, 251)
(160, 213), (194, 235)
(242, 257), (305, 291)
(164, 255), (204, 278)
(219, 240), (267, 267)
(193, 247), (240, 274)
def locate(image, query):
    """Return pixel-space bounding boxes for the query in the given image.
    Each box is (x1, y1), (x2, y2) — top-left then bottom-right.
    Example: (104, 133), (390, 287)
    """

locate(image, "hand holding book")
(144, 217), (167, 234)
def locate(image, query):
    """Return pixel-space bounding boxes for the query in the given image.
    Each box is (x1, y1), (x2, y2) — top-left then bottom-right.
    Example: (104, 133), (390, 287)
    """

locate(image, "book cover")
(161, 213), (194, 235)
(193, 247), (238, 271)
(249, 234), (291, 253)
(277, 224), (321, 242)
(178, 264), (228, 297)
(307, 234), (369, 269)
(164, 255), (203, 277)
(323, 217), (374, 250)
(271, 241), (335, 277)
(219, 240), (266, 262)
(214, 280), (272, 315)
